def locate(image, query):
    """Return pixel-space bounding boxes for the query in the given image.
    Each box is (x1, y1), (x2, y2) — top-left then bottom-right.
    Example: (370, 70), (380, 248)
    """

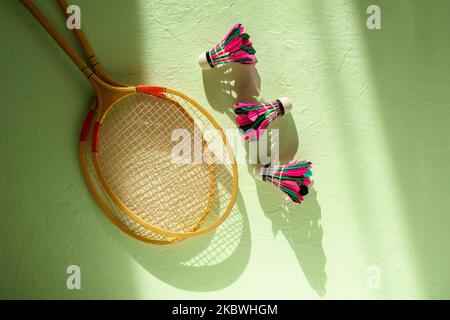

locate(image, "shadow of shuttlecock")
(202, 64), (261, 115)
(202, 64), (298, 166)
(202, 63), (327, 296)
(256, 182), (327, 296)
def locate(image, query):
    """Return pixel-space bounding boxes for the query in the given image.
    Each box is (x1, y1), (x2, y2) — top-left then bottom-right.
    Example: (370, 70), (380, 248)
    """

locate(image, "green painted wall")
(1, 0), (449, 299)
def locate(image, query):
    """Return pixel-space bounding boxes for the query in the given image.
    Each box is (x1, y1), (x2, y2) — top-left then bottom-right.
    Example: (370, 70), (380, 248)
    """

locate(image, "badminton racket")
(55, 0), (179, 244)
(22, 0), (238, 239)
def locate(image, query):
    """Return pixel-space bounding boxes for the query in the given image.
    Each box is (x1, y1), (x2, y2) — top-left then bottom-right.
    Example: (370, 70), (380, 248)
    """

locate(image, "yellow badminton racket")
(22, 0), (238, 239)
(55, 0), (179, 244)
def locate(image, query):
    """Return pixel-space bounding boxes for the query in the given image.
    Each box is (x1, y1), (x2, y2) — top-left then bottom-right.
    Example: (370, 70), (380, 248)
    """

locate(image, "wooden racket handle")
(21, 0), (93, 79)
(54, 0), (125, 87)
(55, 0), (96, 64)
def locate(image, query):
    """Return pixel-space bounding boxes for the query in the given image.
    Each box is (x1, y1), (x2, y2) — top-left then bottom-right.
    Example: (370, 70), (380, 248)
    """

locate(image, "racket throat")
(89, 74), (135, 120)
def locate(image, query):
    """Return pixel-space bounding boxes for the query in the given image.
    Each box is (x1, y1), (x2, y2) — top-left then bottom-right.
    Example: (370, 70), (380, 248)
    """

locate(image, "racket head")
(91, 86), (238, 238)
(79, 103), (182, 244)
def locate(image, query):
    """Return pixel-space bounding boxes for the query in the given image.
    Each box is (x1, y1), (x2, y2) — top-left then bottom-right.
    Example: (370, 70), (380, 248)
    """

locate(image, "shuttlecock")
(198, 23), (257, 69)
(254, 160), (313, 203)
(234, 97), (292, 141)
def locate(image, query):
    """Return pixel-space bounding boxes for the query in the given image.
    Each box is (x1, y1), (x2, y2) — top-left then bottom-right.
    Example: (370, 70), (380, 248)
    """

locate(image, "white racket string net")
(96, 92), (236, 236)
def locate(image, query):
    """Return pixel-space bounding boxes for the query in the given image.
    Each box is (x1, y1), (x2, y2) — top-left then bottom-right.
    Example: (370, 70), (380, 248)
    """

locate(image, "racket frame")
(22, 0), (239, 239)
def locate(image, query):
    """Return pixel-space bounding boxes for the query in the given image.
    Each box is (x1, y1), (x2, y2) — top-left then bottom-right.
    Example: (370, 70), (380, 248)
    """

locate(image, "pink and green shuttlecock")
(198, 23), (257, 69)
(234, 97), (292, 141)
(254, 160), (313, 203)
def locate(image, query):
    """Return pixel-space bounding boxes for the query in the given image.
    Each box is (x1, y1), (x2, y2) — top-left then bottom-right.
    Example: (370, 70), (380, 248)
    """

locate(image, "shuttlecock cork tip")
(198, 52), (212, 70)
(278, 97), (293, 114)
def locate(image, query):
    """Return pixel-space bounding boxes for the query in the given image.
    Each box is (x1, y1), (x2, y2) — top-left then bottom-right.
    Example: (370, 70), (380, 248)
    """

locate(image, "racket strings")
(98, 93), (232, 234)
(166, 92), (236, 213)
(83, 122), (176, 242)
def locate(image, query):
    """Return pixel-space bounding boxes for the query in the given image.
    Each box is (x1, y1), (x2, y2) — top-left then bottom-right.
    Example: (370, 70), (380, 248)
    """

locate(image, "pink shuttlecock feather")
(255, 160), (313, 203)
(198, 23), (257, 69)
(234, 97), (293, 141)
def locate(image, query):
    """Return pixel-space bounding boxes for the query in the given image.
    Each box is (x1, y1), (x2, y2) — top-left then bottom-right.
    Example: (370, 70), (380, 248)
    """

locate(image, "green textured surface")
(1, 0), (449, 299)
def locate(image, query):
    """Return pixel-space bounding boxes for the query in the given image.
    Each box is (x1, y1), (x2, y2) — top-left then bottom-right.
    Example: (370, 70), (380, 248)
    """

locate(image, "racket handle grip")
(21, 0), (94, 79)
